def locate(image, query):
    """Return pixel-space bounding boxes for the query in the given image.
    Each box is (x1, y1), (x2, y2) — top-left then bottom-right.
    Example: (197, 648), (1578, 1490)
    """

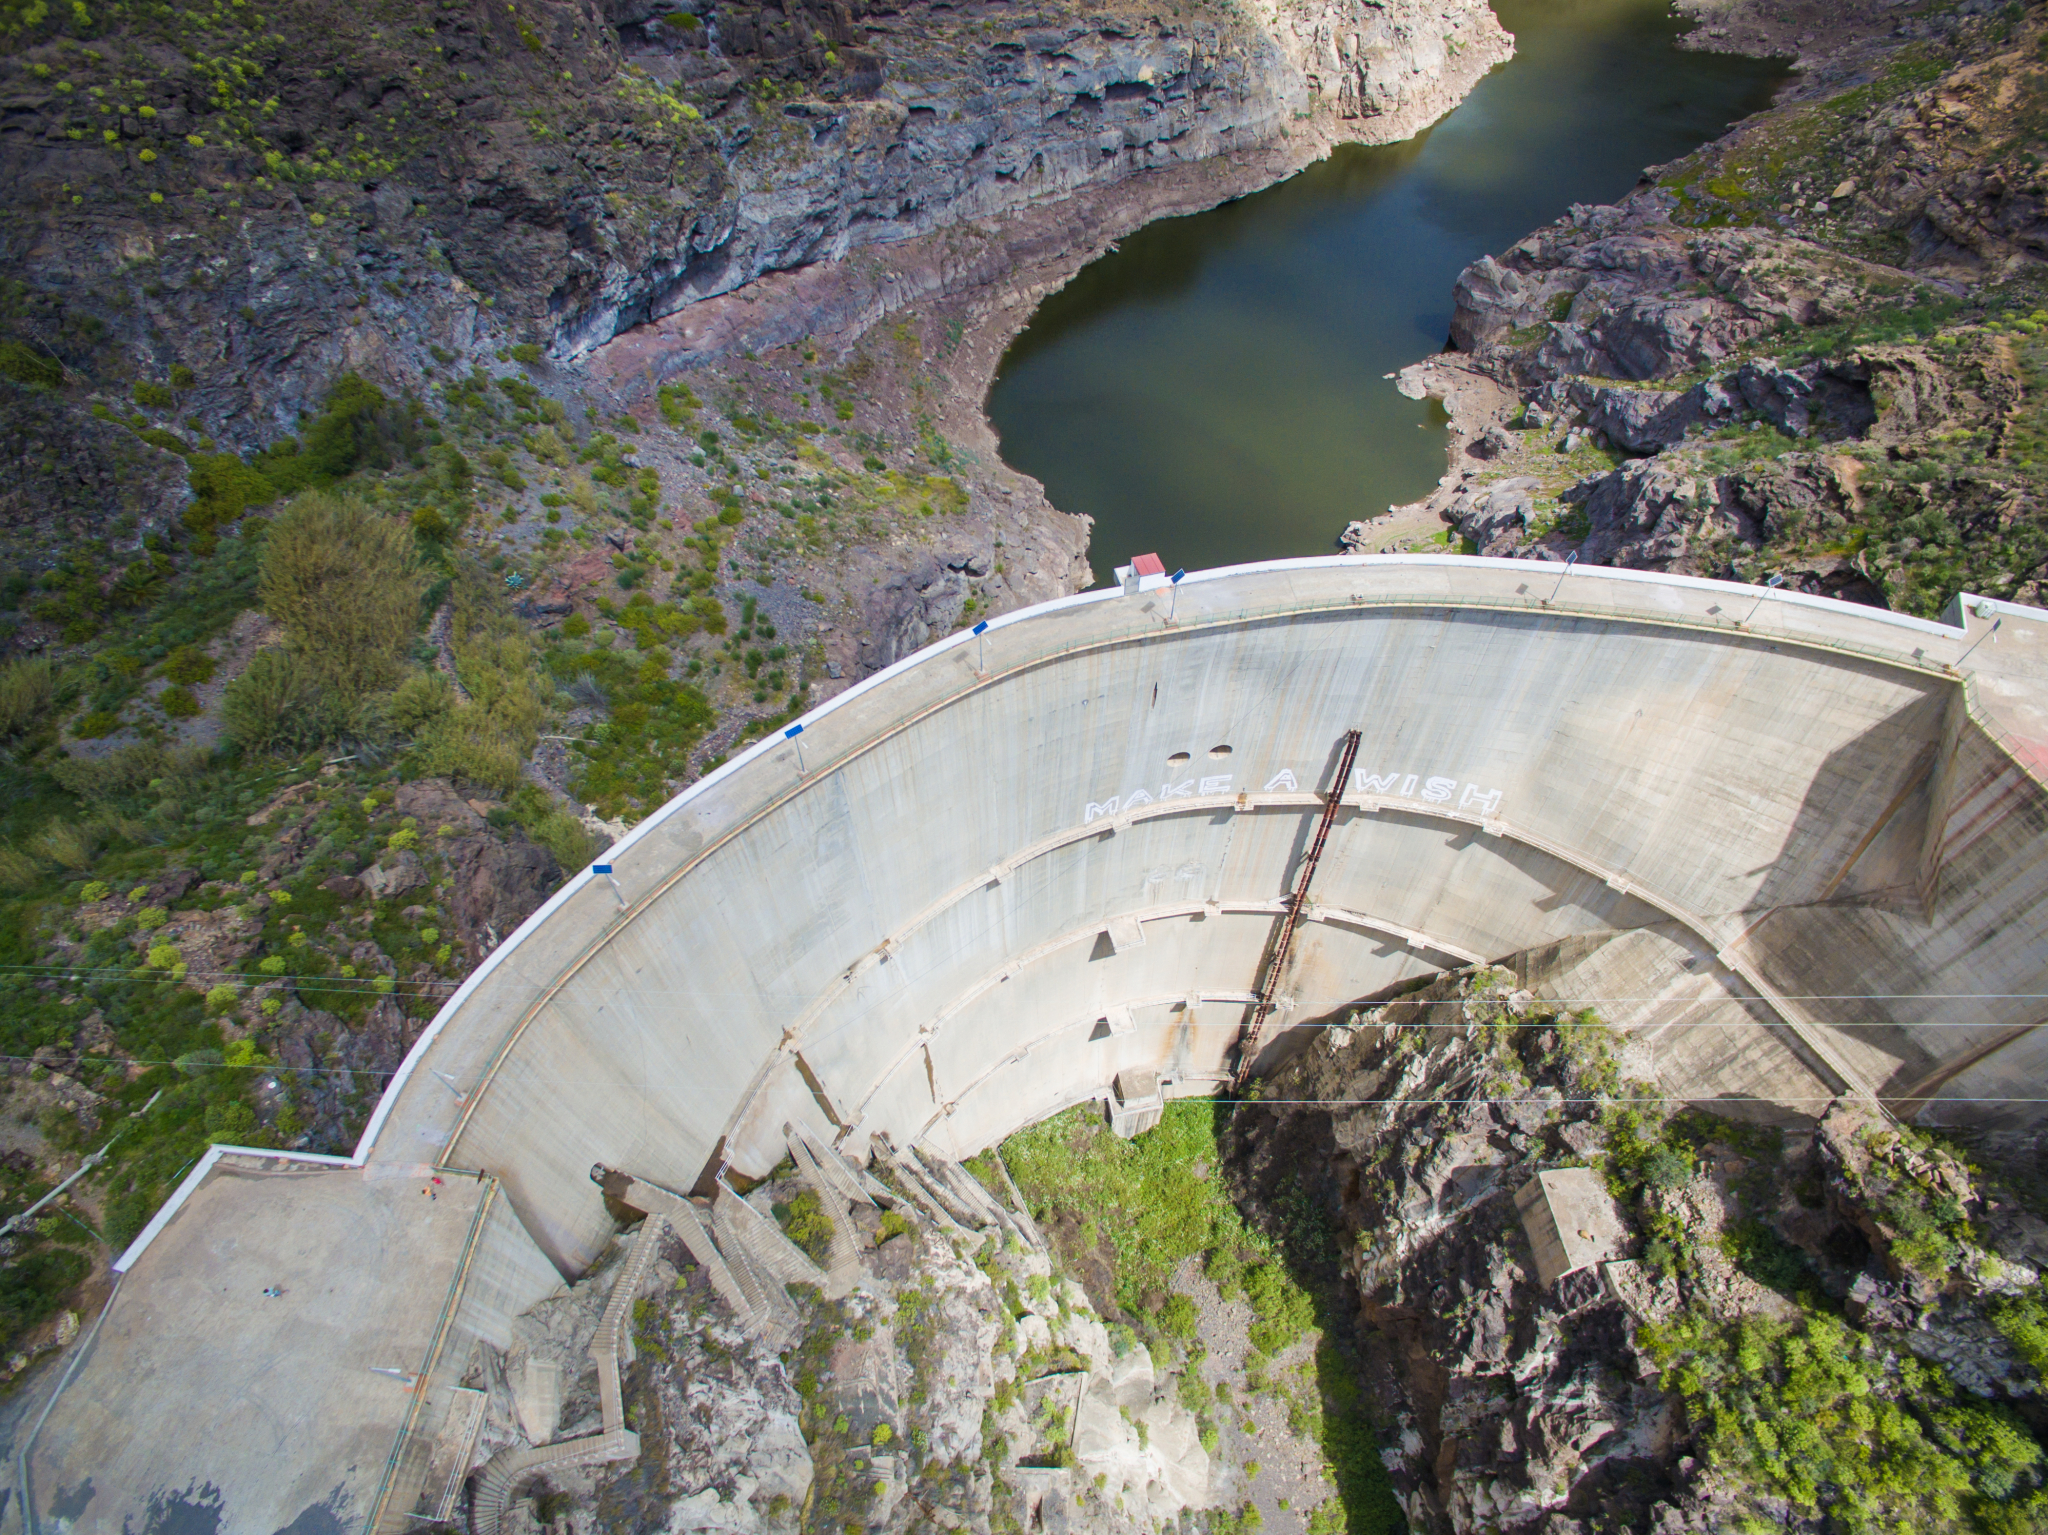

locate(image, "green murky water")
(986, 0), (1789, 584)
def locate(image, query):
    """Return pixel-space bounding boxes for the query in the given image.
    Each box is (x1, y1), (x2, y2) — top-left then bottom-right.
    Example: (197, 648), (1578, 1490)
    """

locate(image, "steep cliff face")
(569, 0), (1508, 358)
(1231, 968), (2048, 1535)
(0, 0), (1506, 434)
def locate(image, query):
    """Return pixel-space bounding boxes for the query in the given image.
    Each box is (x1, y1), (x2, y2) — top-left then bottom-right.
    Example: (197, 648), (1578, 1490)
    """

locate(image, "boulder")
(361, 849), (426, 900)
(1567, 381), (1701, 453)
(1444, 476), (1537, 557)
(395, 778), (487, 835)
(1560, 460), (1713, 568)
(142, 868), (201, 908)
(446, 832), (562, 964)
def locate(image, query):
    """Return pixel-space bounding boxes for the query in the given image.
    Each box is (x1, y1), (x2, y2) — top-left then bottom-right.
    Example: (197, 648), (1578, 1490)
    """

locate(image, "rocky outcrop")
(1442, 475), (1536, 557)
(1392, 5), (2048, 612)
(470, 1146), (1217, 1535)
(1230, 973), (1684, 1534)
(1230, 966), (2048, 1534)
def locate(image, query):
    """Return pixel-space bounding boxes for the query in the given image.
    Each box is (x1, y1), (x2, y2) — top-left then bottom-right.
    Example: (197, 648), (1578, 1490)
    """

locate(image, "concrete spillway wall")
(356, 557), (2048, 1277)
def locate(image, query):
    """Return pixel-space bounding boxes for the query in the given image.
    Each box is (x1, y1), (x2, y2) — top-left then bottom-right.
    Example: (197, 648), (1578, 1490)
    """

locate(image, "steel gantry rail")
(1233, 728), (1363, 1088)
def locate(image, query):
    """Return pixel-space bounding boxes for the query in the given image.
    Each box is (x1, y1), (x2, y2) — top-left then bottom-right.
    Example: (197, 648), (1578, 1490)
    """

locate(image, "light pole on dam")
(19, 557), (2048, 1535)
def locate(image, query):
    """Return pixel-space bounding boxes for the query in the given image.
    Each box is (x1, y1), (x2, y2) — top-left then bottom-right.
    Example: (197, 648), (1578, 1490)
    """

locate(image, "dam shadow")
(1735, 675), (1960, 1103)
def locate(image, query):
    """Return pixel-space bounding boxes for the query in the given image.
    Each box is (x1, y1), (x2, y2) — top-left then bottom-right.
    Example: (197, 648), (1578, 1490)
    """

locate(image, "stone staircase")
(467, 1209), (664, 1533)
(469, 1130), (1041, 1533)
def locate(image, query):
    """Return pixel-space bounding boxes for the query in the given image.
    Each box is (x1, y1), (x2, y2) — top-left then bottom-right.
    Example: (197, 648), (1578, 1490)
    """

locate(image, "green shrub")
(1244, 1261), (1314, 1357)
(252, 374), (421, 492)
(0, 656), (59, 739)
(258, 492), (427, 700)
(78, 881), (110, 903)
(220, 649), (329, 753)
(34, 819), (102, 871)
(876, 1209), (913, 1245)
(411, 712), (525, 794)
(1639, 1306), (2015, 1530)
(133, 380), (176, 409)
(159, 684), (201, 719)
(1603, 1106), (1696, 1197)
(50, 742), (170, 803)
(0, 340), (62, 390)
(0, 1249), (90, 1344)
(161, 645), (217, 685)
(505, 782), (595, 870)
(0, 846), (42, 892)
(72, 709), (120, 739)
(183, 453), (280, 534)
(775, 1189), (836, 1262)
(389, 669), (457, 734)
(204, 983), (238, 1010)
(146, 943), (180, 969)
(1158, 1292), (1199, 1341)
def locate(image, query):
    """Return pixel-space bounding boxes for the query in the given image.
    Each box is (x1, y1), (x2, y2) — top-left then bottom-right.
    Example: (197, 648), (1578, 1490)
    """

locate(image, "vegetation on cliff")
(1004, 1102), (1402, 1535)
(1238, 968), (2048, 1534)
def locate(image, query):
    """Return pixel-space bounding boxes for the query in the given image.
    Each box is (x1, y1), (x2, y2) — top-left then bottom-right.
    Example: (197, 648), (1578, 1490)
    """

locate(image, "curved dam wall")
(359, 557), (2048, 1277)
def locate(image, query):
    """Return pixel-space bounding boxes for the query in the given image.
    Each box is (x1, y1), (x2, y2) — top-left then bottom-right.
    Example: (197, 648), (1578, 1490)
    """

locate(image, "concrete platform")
(21, 1157), (497, 1535)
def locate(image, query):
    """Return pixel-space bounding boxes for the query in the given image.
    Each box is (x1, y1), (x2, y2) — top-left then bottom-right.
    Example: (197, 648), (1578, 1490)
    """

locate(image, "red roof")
(1132, 553), (1165, 577)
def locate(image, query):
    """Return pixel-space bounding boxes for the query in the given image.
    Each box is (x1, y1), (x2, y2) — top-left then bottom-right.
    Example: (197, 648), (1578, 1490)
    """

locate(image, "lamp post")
(1741, 572), (1788, 626)
(1954, 614), (2003, 670)
(1544, 550), (1577, 605)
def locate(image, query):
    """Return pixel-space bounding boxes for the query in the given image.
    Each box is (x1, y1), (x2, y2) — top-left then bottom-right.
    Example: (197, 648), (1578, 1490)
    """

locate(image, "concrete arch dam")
(31, 557), (2048, 1535)
(370, 556), (2048, 1277)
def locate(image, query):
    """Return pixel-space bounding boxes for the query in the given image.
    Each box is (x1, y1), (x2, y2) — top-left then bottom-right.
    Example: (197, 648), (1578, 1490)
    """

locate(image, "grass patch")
(1004, 1101), (1402, 1535)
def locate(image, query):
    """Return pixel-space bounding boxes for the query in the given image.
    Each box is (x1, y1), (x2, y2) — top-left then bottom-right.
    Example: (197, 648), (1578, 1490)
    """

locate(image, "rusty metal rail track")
(1233, 728), (1363, 1089)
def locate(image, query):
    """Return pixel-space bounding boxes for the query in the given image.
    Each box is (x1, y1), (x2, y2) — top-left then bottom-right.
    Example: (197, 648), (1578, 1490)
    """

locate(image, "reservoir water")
(985, 0), (1789, 585)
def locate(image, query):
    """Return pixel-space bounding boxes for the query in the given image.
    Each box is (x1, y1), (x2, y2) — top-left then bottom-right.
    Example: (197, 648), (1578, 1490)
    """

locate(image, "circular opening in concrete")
(1167, 752), (1191, 766)
(1208, 744), (1232, 759)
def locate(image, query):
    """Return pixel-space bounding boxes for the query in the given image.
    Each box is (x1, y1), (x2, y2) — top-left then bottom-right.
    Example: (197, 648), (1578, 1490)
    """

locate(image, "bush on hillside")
(257, 491), (427, 700)
(404, 565), (550, 794)
(183, 453), (279, 535)
(0, 656), (58, 740)
(0, 339), (62, 389)
(504, 783), (597, 871)
(251, 374), (425, 493)
(50, 743), (170, 804)
(160, 645), (216, 685)
(410, 711), (525, 794)
(220, 649), (331, 753)
(388, 669), (457, 735)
